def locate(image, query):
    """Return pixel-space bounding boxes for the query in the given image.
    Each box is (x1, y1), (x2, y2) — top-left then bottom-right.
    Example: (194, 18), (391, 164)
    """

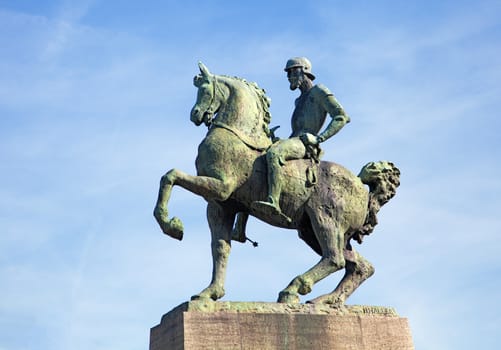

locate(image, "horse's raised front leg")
(153, 169), (183, 240)
(153, 168), (236, 240)
(278, 209), (346, 304)
(192, 201), (235, 301)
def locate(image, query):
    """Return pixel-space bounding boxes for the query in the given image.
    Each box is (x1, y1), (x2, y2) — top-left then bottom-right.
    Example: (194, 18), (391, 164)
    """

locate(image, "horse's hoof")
(190, 294), (213, 302)
(297, 277), (313, 295)
(192, 286), (225, 301)
(251, 201), (292, 224)
(230, 228), (247, 243)
(158, 217), (184, 240)
(169, 217), (184, 239)
(307, 295), (343, 307)
(277, 291), (300, 304)
(306, 295), (330, 304)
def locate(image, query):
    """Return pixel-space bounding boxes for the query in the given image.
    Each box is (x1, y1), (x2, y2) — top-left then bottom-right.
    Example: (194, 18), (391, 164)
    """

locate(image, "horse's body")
(154, 63), (399, 305)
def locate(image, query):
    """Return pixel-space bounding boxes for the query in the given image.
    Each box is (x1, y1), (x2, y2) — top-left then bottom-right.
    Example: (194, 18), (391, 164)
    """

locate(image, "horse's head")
(191, 62), (221, 127)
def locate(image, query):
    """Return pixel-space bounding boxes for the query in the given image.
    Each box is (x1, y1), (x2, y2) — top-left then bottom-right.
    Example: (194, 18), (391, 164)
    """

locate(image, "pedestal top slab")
(163, 300), (398, 318)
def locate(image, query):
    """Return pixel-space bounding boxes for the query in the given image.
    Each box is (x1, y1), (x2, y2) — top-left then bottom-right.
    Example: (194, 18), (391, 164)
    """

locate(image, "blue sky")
(1, 0), (500, 349)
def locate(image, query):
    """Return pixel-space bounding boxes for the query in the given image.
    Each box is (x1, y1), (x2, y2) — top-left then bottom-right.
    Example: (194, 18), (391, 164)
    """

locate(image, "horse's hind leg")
(308, 248), (374, 305)
(278, 211), (346, 304)
(191, 201), (235, 301)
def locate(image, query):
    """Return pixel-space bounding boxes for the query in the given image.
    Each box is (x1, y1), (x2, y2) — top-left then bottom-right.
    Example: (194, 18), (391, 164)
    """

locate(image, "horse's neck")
(217, 79), (269, 140)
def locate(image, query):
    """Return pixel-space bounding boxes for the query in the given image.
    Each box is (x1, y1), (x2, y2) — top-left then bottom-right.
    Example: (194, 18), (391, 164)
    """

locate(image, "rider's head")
(284, 57), (315, 90)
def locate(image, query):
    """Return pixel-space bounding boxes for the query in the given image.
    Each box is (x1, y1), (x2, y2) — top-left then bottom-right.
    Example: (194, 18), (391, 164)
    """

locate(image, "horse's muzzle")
(190, 106), (204, 126)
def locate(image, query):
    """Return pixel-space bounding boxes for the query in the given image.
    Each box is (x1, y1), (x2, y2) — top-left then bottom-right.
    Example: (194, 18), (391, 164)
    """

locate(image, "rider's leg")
(252, 138), (306, 220)
(265, 148), (284, 206)
(231, 212), (249, 243)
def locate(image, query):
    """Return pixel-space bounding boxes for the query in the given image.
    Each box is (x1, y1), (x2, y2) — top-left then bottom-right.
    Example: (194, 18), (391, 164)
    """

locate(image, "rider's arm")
(317, 88), (350, 143)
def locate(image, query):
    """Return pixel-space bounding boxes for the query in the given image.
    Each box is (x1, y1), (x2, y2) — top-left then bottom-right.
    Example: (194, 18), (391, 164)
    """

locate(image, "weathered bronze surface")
(154, 59), (400, 306)
(164, 300), (399, 317)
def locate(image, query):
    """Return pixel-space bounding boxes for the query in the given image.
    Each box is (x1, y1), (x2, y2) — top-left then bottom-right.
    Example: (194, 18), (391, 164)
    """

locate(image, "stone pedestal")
(150, 301), (414, 350)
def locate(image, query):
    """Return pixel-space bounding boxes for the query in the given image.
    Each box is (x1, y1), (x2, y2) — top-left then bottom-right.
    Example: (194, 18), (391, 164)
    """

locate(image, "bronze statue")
(154, 60), (400, 306)
(252, 57), (350, 223)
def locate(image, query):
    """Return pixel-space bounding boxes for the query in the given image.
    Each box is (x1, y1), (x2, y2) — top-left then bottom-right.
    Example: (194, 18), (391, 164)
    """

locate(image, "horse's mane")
(218, 75), (272, 126)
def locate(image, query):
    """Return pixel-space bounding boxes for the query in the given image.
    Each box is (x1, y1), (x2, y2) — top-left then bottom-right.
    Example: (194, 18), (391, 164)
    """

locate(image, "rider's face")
(286, 67), (304, 90)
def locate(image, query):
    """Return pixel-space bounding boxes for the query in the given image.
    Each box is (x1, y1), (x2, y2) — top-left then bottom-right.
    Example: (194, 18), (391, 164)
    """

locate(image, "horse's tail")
(352, 161), (401, 244)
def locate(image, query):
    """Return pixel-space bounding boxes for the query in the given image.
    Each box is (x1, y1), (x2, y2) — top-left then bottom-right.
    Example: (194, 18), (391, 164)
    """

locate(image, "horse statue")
(154, 62), (400, 306)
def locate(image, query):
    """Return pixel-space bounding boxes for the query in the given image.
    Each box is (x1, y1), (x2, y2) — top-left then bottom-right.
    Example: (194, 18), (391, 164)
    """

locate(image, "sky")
(1, 0), (500, 349)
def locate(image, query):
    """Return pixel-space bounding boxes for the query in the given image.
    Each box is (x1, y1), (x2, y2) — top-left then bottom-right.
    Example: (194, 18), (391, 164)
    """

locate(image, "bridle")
(198, 75), (271, 152)
(202, 76), (220, 128)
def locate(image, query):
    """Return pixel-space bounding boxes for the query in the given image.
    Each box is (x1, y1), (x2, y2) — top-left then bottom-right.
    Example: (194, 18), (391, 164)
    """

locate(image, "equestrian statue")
(154, 58), (400, 306)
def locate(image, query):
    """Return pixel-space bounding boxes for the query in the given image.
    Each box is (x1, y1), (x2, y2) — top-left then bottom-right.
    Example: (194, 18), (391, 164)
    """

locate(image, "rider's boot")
(252, 164), (292, 223)
(231, 212), (248, 243)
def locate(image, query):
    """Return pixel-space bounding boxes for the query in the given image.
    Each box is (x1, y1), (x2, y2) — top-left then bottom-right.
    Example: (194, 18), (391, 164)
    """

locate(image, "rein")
(203, 76), (220, 127)
(211, 121), (268, 151)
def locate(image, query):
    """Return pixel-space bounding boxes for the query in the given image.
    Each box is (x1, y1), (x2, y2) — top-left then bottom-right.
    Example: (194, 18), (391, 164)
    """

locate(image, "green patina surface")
(166, 300), (398, 317)
(153, 58), (400, 307)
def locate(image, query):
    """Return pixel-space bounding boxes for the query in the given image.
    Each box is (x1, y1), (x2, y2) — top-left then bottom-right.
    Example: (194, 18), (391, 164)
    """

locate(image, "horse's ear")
(193, 75), (203, 87)
(198, 61), (211, 78)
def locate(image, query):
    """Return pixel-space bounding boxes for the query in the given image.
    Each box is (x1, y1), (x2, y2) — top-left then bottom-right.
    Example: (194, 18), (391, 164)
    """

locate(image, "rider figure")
(252, 57), (350, 222)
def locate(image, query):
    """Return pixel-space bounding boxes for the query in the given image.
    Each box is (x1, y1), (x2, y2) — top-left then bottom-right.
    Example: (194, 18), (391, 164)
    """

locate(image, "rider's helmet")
(284, 57), (316, 80)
